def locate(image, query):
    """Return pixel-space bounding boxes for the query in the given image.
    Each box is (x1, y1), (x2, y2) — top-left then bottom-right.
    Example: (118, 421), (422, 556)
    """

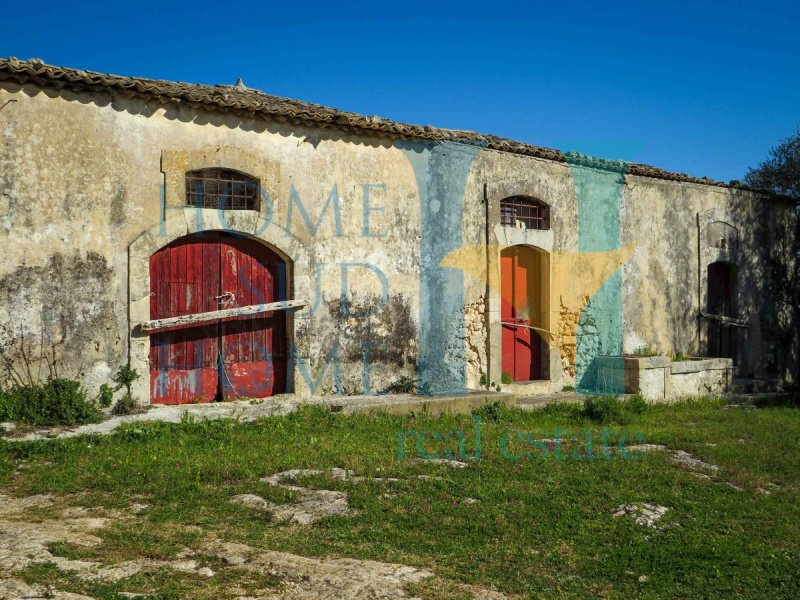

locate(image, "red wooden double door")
(149, 232), (287, 404)
(501, 246), (542, 381)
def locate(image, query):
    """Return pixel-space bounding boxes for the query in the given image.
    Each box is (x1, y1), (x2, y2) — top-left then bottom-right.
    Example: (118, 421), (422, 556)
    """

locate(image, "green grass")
(1, 398), (799, 599)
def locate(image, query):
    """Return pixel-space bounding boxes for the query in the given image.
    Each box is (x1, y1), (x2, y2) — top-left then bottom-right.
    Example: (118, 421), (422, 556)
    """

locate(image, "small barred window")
(185, 168), (259, 211)
(500, 196), (550, 230)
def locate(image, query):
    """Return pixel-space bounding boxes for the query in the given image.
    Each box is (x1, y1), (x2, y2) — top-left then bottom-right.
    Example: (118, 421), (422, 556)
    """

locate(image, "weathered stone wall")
(0, 80), (796, 404)
(620, 175), (798, 380)
(0, 82), (425, 400)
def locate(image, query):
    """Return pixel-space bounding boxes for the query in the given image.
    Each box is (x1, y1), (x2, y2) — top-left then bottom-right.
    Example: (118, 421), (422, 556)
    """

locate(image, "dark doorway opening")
(706, 261), (737, 361)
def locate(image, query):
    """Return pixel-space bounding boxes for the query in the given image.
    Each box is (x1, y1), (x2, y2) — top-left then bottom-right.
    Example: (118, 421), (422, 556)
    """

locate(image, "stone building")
(0, 57), (796, 404)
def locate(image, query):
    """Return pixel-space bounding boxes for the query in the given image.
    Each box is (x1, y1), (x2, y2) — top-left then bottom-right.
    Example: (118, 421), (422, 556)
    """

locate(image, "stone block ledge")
(671, 358), (733, 374)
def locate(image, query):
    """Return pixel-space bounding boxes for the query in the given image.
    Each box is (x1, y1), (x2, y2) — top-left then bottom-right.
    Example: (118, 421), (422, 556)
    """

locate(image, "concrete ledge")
(499, 380), (551, 395)
(594, 355), (670, 370)
(594, 355), (733, 401)
(625, 356), (670, 369)
(671, 358), (732, 374)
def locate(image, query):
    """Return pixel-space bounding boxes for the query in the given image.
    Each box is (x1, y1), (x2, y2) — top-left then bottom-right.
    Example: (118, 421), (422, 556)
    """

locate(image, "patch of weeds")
(381, 376), (416, 394)
(0, 378), (102, 426)
(407, 576), (497, 599)
(111, 393), (138, 415)
(562, 384), (575, 392)
(16, 561), (67, 587)
(579, 395), (650, 424)
(332, 383), (365, 396)
(471, 401), (517, 423)
(111, 364), (140, 415)
(0, 450), (15, 485)
(625, 393), (649, 415)
(14, 562), (120, 600)
(47, 541), (91, 561)
(0, 391), (16, 421)
(114, 364), (139, 390)
(186, 558), (285, 593)
(115, 420), (172, 442)
(501, 372), (513, 385)
(48, 519), (205, 564)
(541, 401), (584, 419)
(102, 522), (205, 562)
(473, 401), (501, 423)
(96, 383), (114, 408)
(581, 395), (628, 424)
(671, 352), (693, 362)
(631, 345), (659, 357)
(287, 403), (336, 425)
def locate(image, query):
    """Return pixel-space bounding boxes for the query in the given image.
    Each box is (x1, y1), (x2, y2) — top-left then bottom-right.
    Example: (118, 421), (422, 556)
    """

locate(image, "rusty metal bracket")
(698, 311), (750, 328)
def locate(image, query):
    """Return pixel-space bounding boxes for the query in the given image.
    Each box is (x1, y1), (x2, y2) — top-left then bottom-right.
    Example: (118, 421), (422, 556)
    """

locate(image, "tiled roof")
(0, 57), (756, 191)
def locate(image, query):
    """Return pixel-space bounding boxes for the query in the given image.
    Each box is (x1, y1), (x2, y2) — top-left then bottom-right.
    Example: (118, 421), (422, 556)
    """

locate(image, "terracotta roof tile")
(0, 57), (763, 192)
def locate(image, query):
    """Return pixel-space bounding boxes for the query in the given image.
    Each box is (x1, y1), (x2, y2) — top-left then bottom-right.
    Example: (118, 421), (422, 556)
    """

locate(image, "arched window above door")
(500, 196), (550, 230)
(185, 168), (260, 211)
(706, 221), (738, 250)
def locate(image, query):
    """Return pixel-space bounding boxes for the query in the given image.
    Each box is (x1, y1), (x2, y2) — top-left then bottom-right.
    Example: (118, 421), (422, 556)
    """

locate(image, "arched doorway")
(706, 261), (737, 360)
(500, 245), (549, 381)
(149, 231), (288, 404)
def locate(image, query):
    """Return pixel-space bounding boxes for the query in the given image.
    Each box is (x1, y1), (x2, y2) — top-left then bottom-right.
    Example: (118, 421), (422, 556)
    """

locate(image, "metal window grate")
(500, 196), (550, 230)
(185, 168), (259, 211)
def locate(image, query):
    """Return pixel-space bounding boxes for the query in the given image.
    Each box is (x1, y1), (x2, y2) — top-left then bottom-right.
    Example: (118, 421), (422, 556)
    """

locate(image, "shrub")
(113, 365), (139, 390)
(624, 393), (649, 415)
(582, 396), (627, 424)
(0, 391), (16, 422)
(473, 401), (506, 423)
(2, 379), (102, 426)
(542, 401), (583, 419)
(111, 364), (140, 414)
(97, 383), (114, 408)
(111, 392), (137, 416)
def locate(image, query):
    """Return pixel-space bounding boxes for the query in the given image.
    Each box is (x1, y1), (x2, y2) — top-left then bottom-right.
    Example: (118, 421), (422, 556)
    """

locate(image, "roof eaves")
(0, 56), (789, 200)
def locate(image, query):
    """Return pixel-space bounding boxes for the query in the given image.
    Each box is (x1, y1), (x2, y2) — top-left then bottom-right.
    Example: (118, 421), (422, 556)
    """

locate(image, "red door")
(149, 232), (287, 404)
(218, 235), (287, 399)
(501, 247), (541, 381)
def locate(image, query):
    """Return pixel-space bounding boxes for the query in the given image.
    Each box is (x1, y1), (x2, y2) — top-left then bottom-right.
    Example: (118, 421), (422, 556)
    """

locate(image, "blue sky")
(2, 1), (798, 181)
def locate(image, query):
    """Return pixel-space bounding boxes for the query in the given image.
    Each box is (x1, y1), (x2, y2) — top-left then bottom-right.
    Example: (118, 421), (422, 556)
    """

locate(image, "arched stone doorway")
(500, 245), (550, 381)
(128, 209), (313, 405)
(148, 231), (289, 404)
